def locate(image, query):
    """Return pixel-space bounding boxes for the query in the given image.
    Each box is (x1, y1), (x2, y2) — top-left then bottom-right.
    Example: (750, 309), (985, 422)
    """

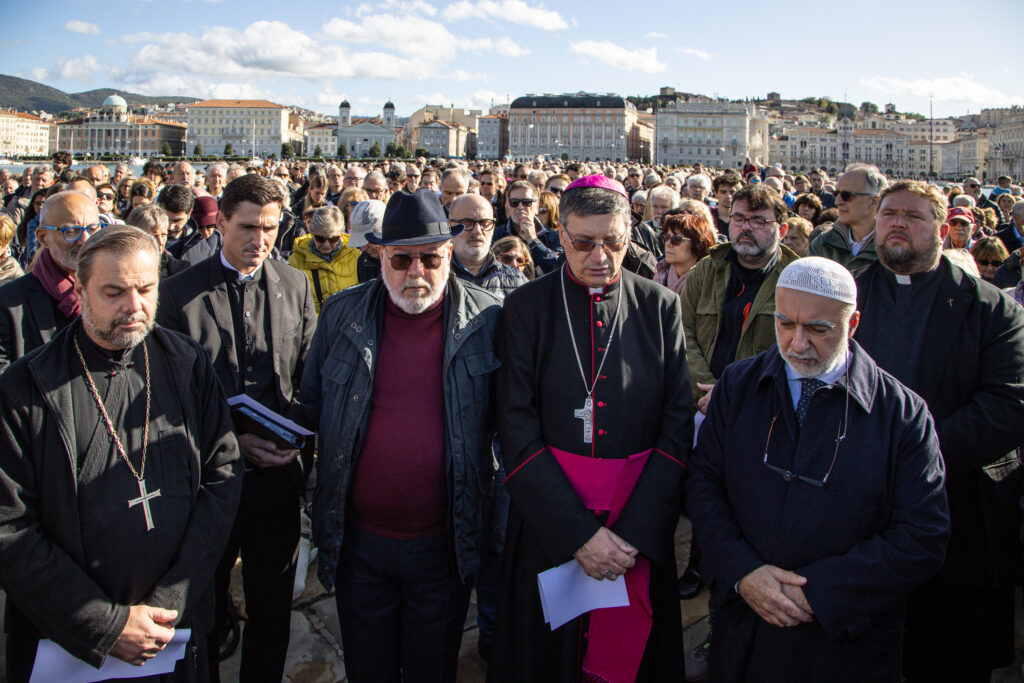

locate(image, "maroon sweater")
(350, 295), (447, 539)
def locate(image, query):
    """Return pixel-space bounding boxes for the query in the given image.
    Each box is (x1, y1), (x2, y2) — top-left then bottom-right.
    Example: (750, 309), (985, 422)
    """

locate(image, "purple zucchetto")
(563, 174), (628, 200)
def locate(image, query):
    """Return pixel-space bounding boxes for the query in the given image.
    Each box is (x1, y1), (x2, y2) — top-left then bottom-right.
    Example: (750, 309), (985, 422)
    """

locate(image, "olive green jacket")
(679, 242), (800, 401)
(807, 220), (878, 276)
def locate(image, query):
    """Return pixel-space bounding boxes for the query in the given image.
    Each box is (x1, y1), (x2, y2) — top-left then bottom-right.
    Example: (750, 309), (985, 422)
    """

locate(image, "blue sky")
(5, 0), (1023, 120)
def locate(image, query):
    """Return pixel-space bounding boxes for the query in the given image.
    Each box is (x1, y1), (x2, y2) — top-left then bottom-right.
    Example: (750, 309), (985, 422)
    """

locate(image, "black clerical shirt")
(709, 249), (778, 379)
(221, 262), (276, 406)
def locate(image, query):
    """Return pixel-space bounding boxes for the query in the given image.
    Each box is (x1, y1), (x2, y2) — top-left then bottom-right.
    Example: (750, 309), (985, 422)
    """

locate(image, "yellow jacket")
(288, 233), (361, 314)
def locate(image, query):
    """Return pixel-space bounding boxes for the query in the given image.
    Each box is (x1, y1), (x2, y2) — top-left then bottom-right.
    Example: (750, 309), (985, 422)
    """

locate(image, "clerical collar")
(564, 264), (621, 296)
(76, 323), (138, 372)
(220, 250), (263, 282)
(888, 264), (941, 286)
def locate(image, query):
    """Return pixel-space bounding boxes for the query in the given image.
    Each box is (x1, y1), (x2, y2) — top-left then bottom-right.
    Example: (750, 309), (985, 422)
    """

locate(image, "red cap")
(946, 206), (975, 225)
(192, 195), (219, 227)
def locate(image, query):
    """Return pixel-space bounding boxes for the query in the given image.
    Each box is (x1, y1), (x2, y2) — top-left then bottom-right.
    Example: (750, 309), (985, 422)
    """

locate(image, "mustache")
(113, 312), (148, 326)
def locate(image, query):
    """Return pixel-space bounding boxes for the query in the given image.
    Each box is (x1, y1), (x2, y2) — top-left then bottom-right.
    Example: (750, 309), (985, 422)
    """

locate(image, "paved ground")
(3, 519), (1022, 682)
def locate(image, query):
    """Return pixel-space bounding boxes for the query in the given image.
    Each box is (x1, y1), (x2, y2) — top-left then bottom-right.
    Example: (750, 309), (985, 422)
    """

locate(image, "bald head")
(37, 191), (101, 273)
(68, 178), (98, 200)
(450, 193), (492, 219)
(451, 193), (496, 274)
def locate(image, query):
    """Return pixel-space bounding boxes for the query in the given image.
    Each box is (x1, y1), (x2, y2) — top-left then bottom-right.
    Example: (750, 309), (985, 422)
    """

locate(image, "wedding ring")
(604, 571), (615, 580)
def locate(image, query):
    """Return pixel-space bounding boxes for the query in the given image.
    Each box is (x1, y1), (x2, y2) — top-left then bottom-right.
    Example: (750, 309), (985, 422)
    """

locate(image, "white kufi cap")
(776, 257), (857, 305)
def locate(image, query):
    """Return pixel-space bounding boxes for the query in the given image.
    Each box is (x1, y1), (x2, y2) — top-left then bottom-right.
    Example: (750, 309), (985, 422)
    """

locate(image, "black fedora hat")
(366, 189), (464, 246)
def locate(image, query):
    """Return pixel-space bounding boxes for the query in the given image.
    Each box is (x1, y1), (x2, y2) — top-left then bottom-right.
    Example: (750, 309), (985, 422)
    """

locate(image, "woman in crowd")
(16, 189), (46, 249)
(995, 192), (1017, 221)
(288, 205), (360, 314)
(0, 214), (23, 285)
(792, 193), (823, 226)
(95, 182), (121, 223)
(653, 212), (716, 295)
(969, 237), (1011, 284)
(130, 179), (156, 210)
(116, 177), (135, 217)
(296, 174), (328, 217)
(492, 235), (535, 281)
(337, 187), (369, 229)
(537, 190), (560, 232)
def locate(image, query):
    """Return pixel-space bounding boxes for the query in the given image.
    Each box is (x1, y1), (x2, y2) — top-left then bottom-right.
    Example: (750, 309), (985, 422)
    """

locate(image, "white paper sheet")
(693, 411), (705, 448)
(29, 629), (192, 683)
(537, 560), (629, 630)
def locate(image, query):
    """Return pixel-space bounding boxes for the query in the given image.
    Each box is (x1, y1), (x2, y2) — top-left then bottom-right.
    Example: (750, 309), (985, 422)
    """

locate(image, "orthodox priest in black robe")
(490, 175), (693, 682)
(0, 227), (242, 683)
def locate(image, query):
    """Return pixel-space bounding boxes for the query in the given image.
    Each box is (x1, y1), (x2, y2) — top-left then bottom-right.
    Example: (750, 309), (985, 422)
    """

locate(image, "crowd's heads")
(728, 185), (789, 268)
(218, 174), (286, 273)
(970, 237), (1010, 282)
(75, 225), (160, 350)
(557, 176), (631, 289)
(125, 204), (170, 253)
(308, 205), (346, 256)
(37, 191), (102, 273)
(774, 256), (859, 379)
(347, 199), (385, 249)
(440, 168), (469, 208)
(450, 194), (496, 268)
(660, 212), (716, 264)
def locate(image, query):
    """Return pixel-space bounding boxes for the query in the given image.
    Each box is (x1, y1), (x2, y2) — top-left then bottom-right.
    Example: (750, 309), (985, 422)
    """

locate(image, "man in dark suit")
(157, 174), (317, 682)
(0, 191), (102, 373)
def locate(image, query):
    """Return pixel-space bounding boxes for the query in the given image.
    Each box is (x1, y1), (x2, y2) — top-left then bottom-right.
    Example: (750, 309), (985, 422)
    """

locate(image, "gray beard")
(383, 261), (450, 315)
(80, 294), (155, 349)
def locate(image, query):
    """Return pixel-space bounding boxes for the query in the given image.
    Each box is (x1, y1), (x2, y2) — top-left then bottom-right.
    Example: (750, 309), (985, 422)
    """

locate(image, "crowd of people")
(0, 148), (1023, 683)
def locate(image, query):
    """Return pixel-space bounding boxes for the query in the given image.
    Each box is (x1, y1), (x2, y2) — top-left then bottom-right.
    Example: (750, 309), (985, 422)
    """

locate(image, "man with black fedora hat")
(301, 189), (503, 682)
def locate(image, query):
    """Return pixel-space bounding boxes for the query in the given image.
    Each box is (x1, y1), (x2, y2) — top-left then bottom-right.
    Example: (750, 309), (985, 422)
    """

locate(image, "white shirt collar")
(785, 349), (850, 387)
(220, 250), (262, 280)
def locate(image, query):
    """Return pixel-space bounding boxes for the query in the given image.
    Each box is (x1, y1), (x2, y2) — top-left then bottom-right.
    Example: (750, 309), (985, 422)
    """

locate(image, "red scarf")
(32, 249), (80, 318)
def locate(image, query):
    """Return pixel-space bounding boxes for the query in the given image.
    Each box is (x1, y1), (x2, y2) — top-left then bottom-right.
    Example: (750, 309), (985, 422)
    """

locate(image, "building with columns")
(509, 92), (649, 162)
(336, 101), (397, 157)
(655, 99), (769, 168)
(55, 95), (186, 157)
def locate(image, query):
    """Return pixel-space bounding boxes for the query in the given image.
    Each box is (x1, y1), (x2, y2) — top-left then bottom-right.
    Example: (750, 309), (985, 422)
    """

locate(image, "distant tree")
(561, 152), (569, 161)
(281, 142), (294, 158)
(369, 142), (382, 158)
(905, 112), (927, 122)
(393, 145), (409, 158)
(192, 143), (204, 157)
(801, 97), (818, 105)
(385, 142), (397, 157)
(313, 145), (323, 158)
(414, 147), (429, 158)
(161, 142), (172, 156)
(837, 103), (857, 119)
(337, 143), (348, 158)
(224, 143), (234, 156)
(860, 101), (879, 114)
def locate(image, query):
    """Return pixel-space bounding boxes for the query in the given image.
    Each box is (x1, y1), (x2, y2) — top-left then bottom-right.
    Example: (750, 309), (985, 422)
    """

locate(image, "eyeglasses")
(276, 173), (290, 179)
(497, 253), (527, 267)
(967, 184), (980, 189)
(834, 190), (872, 201)
(547, 187), (566, 195)
(480, 180), (494, 186)
(97, 192), (115, 200)
(762, 382), (848, 487)
(975, 258), (1004, 267)
(660, 233), (691, 246)
(40, 223), (106, 242)
(729, 214), (777, 229)
(516, 174), (528, 180)
(508, 197), (535, 208)
(562, 225), (628, 253)
(628, 173), (641, 178)
(387, 251), (446, 270)
(312, 235), (343, 247)
(406, 174), (421, 180)
(451, 218), (495, 231)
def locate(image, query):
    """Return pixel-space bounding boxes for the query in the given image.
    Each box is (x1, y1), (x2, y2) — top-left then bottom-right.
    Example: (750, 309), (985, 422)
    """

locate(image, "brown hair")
(732, 185), (789, 223)
(792, 193), (823, 224)
(970, 236), (1010, 263)
(220, 173), (285, 220)
(660, 212), (716, 261)
(877, 180), (946, 223)
(492, 235), (535, 280)
(538, 191), (560, 229)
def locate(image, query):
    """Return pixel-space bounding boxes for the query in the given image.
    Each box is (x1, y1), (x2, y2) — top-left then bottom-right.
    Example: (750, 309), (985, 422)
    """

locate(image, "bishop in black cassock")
(490, 176), (692, 682)
(0, 227), (242, 683)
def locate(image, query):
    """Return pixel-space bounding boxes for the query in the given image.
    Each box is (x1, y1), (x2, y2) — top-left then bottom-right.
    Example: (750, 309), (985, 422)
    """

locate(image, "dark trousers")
(208, 467), (300, 683)
(336, 526), (472, 683)
(476, 460), (508, 647)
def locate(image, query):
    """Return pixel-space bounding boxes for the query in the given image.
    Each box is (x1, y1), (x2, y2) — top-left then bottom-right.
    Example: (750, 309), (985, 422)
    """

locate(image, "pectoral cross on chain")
(574, 396), (594, 444)
(127, 479), (161, 531)
(948, 298), (954, 307)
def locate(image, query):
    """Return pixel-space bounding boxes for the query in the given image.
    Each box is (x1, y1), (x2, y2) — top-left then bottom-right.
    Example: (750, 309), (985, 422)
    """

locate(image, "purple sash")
(548, 446), (654, 683)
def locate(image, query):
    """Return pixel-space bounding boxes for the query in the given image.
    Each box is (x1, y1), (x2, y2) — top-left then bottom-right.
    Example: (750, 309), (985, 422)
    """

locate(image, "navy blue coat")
(687, 341), (949, 682)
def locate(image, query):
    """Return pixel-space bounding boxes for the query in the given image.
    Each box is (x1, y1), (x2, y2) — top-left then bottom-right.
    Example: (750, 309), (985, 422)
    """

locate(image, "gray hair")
(207, 162), (228, 176)
(440, 168), (469, 185)
(559, 187), (631, 227)
(1012, 200), (1024, 218)
(364, 169), (386, 185)
(125, 205), (169, 234)
(76, 225), (159, 286)
(631, 189), (648, 205)
(686, 173), (711, 191)
(649, 184), (680, 207)
(843, 162), (888, 197)
(952, 194), (976, 208)
(308, 205), (345, 235)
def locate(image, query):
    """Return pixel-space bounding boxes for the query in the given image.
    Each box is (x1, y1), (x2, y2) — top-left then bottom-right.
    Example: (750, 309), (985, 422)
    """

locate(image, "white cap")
(776, 257), (857, 305)
(347, 199), (385, 248)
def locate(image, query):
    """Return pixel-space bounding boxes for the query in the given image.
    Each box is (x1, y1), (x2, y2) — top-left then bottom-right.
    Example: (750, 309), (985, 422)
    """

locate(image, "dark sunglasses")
(967, 184), (980, 189)
(835, 190), (872, 201)
(388, 252), (446, 270)
(508, 197), (535, 208)
(97, 192), (115, 200)
(312, 234), (342, 246)
(547, 187), (565, 195)
(975, 258), (1004, 267)
(660, 233), (690, 246)
(562, 225), (628, 253)
(497, 253), (527, 267)
(516, 174), (528, 179)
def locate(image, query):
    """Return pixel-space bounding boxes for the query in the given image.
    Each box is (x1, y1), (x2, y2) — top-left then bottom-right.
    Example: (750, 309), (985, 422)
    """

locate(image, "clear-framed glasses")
(729, 214), (777, 230)
(450, 218), (495, 232)
(40, 223), (106, 242)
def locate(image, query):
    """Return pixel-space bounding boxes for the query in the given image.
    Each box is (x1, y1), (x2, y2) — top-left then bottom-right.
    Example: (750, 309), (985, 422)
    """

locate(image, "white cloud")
(677, 47), (711, 61)
(323, 14), (458, 59)
(356, 0), (437, 15)
(463, 36), (528, 56)
(65, 20), (100, 35)
(860, 73), (1023, 107)
(645, 32), (667, 39)
(442, 0), (570, 30)
(56, 54), (99, 81)
(29, 67), (49, 82)
(570, 41), (664, 73)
